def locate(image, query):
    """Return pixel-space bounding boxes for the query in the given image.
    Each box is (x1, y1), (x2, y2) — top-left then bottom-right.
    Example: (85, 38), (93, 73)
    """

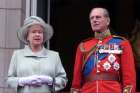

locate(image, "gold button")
(124, 89), (128, 93)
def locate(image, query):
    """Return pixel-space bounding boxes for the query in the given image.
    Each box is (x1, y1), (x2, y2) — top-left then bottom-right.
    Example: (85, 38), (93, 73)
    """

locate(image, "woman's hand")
(18, 75), (42, 87)
(37, 75), (53, 85)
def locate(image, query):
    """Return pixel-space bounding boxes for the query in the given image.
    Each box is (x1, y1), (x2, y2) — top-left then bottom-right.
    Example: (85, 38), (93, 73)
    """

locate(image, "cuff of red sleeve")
(123, 85), (133, 93)
(70, 88), (80, 93)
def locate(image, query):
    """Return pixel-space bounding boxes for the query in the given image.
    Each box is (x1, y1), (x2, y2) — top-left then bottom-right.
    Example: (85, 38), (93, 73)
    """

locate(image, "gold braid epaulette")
(79, 42), (86, 52)
(112, 35), (126, 40)
(79, 37), (95, 53)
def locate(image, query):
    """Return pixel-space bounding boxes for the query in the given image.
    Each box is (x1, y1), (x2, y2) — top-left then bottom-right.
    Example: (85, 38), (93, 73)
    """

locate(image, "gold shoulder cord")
(79, 42), (98, 70)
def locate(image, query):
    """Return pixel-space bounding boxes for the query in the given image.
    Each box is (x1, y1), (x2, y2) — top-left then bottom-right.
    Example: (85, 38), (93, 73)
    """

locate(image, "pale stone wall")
(0, 0), (25, 93)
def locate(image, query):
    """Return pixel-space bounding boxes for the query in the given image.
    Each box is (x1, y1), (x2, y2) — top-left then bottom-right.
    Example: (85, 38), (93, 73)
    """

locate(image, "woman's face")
(27, 24), (44, 46)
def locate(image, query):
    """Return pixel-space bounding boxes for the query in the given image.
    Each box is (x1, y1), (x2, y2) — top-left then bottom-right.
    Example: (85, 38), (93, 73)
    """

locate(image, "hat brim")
(17, 23), (53, 44)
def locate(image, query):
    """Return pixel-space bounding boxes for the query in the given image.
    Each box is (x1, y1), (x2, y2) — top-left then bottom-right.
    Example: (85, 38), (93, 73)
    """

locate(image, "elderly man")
(71, 7), (136, 93)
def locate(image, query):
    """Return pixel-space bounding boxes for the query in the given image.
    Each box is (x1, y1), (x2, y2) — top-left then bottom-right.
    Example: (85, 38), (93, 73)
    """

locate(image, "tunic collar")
(23, 45), (48, 58)
(95, 29), (111, 40)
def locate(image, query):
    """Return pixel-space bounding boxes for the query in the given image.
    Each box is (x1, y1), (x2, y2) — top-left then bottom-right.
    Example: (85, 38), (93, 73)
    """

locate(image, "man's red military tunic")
(71, 35), (136, 93)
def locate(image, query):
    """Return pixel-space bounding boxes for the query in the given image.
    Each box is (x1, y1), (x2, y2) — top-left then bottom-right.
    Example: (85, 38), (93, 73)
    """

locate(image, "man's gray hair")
(102, 8), (110, 18)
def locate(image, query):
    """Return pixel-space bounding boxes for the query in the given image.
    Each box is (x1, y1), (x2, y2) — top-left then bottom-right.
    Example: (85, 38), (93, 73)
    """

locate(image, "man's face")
(89, 8), (110, 32)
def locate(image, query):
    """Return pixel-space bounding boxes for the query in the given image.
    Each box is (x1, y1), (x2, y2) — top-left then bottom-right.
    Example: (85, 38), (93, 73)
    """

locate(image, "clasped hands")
(18, 75), (53, 87)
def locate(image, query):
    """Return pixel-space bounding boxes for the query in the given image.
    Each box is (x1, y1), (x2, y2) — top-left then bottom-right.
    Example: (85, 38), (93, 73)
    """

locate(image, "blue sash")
(83, 37), (123, 77)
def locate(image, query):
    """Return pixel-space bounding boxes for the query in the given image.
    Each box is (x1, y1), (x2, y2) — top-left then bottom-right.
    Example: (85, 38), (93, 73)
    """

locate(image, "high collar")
(94, 29), (111, 40)
(23, 45), (48, 58)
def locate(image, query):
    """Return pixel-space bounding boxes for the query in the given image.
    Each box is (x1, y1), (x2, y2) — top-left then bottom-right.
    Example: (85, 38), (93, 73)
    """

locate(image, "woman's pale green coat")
(7, 46), (67, 93)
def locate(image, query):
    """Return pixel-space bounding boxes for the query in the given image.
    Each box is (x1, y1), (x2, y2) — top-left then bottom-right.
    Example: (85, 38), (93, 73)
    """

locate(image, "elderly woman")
(7, 16), (68, 93)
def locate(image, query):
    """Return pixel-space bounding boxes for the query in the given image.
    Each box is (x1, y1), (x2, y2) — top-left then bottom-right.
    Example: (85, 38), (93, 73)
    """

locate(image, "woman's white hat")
(17, 16), (53, 44)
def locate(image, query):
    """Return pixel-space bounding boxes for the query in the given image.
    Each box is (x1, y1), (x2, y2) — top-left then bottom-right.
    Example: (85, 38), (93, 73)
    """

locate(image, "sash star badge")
(113, 62), (120, 71)
(108, 54), (116, 63)
(103, 61), (111, 71)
